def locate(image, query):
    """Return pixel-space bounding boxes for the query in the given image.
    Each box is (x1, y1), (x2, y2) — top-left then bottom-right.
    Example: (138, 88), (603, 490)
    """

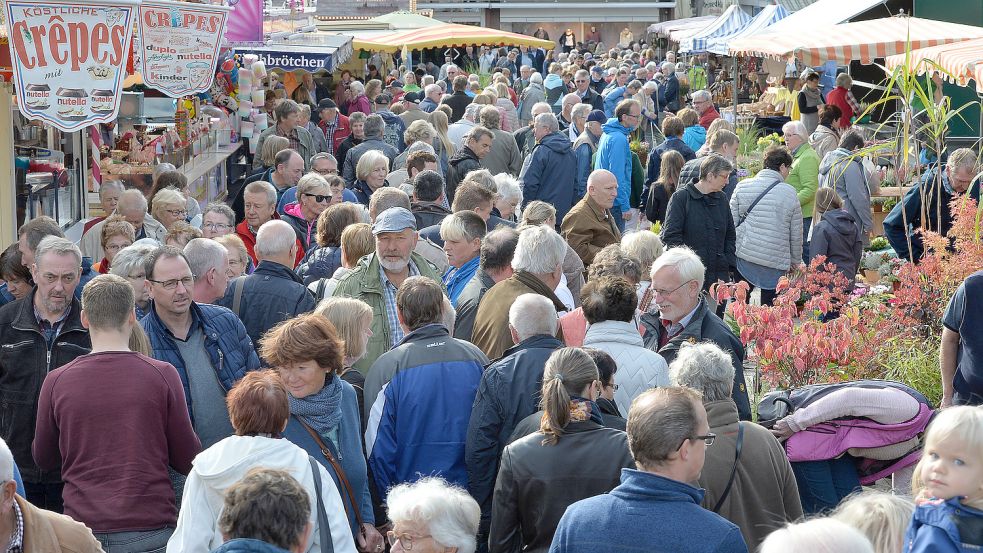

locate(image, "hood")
(684, 125), (706, 140)
(602, 118), (632, 135)
(377, 110), (401, 125)
(191, 435), (310, 490)
(821, 208), (860, 235)
(583, 320), (645, 348)
(210, 539), (291, 553)
(543, 73), (564, 90)
(540, 130), (573, 153)
(818, 147), (855, 176)
(450, 146), (478, 165)
(810, 125), (837, 143)
(283, 201), (304, 219)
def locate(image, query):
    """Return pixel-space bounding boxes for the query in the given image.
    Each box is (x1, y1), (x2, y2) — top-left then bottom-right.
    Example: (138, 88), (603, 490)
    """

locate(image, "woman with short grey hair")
(110, 242), (159, 319)
(670, 342), (803, 548)
(493, 174), (523, 222)
(385, 477), (480, 553)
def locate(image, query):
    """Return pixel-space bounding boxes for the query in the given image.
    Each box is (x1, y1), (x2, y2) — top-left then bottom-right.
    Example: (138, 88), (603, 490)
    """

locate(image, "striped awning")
(884, 38), (983, 93)
(705, 3), (789, 56)
(648, 15), (716, 36)
(354, 23), (553, 53)
(679, 4), (752, 54)
(729, 15), (983, 66)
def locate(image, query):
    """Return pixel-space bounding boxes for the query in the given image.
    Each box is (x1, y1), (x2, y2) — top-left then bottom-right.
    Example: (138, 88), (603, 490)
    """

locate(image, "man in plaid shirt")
(316, 98), (350, 157)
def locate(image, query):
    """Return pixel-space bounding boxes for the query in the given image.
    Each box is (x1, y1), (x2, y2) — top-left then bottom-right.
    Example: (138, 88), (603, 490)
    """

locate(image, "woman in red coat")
(825, 73), (861, 129)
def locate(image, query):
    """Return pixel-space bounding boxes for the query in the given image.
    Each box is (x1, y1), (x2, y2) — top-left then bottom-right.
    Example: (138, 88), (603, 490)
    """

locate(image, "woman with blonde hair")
(313, 297), (374, 425)
(150, 188), (188, 232)
(697, 119), (736, 156)
(620, 231), (664, 307)
(255, 135), (290, 172)
(494, 81), (518, 131)
(352, 150), (390, 205)
(520, 201), (585, 306)
(489, 347), (633, 553)
(759, 519), (873, 553)
(307, 222), (374, 302)
(831, 491), (913, 553)
(214, 233), (251, 277)
(428, 109), (452, 174)
(364, 79), (382, 105)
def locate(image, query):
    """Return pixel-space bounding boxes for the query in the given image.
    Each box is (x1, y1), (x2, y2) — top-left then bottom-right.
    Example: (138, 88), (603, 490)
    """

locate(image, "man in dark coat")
(573, 69), (604, 111)
(410, 169), (452, 230)
(441, 74), (473, 123)
(518, 113), (578, 225)
(466, 294), (563, 546)
(454, 227), (518, 342)
(446, 127), (493, 203)
(341, 115), (399, 186)
(678, 131), (740, 199)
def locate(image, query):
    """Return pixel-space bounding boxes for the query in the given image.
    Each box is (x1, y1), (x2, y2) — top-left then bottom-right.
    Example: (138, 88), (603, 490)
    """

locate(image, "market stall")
(647, 15), (716, 37)
(884, 37), (983, 93)
(354, 23), (553, 54)
(677, 5), (751, 56)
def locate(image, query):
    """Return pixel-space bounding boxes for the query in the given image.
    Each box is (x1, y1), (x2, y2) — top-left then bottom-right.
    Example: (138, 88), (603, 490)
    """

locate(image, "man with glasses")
(141, 246), (260, 450)
(692, 89), (720, 130)
(551, 387), (749, 553)
(201, 203), (236, 239)
(594, 99), (640, 232)
(278, 153), (356, 213)
(573, 69), (603, 111)
(639, 247), (751, 420)
(0, 237), (91, 512)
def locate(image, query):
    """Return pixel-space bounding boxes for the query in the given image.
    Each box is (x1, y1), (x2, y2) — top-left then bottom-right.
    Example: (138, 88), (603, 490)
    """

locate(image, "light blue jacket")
(603, 86), (627, 118)
(594, 118), (633, 212)
(683, 125), (707, 152)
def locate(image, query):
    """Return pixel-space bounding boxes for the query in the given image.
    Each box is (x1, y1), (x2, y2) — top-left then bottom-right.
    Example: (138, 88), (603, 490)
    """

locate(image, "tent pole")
(733, 56), (738, 122)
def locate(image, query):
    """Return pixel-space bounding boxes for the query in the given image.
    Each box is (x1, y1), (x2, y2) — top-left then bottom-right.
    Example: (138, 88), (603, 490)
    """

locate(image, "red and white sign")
(137, 0), (230, 97)
(4, 0), (137, 132)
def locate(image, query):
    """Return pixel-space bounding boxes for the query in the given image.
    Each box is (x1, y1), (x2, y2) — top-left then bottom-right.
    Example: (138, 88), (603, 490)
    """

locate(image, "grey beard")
(379, 256), (410, 273)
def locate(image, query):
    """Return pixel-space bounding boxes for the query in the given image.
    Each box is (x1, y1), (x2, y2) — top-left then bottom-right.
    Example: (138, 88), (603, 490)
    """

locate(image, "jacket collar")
(502, 334), (563, 358)
(476, 270), (496, 291)
(615, 468), (705, 505)
(396, 323), (450, 346)
(512, 271), (567, 313)
(596, 397), (622, 418)
(583, 195), (619, 234)
(12, 290), (85, 334)
(642, 296), (711, 351)
(705, 399), (740, 430)
(252, 260), (304, 284)
(584, 320), (644, 346)
(411, 202), (452, 215)
(451, 146), (479, 165)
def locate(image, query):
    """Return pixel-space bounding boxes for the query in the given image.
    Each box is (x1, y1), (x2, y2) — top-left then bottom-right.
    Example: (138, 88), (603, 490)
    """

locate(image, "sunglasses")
(303, 193), (332, 203)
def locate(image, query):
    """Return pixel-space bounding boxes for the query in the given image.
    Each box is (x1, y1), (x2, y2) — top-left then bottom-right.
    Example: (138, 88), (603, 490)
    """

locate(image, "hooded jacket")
(683, 124), (707, 152)
(446, 146), (483, 203)
(375, 109), (407, 152)
(166, 435), (356, 553)
(582, 320), (670, 415)
(282, 202), (318, 253)
(818, 148), (873, 239)
(602, 86), (628, 118)
(730, 168), (803, 271)
(595, 118), (634, 212)
(809, 125), (840, 162)
(296, 245), (342, 286)
(904, 497), (983, 553)
(544, 74), (565, 109)
(210, 539), (291, 553)
(786, 143), (821, 218)
(519, 131), (578, 223)
(810, 209), (862, 288)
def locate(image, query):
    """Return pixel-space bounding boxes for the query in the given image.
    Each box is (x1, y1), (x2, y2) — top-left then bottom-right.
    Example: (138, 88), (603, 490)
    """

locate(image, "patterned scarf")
(288, 373), (344, 437)
(569, 395), (605, 425)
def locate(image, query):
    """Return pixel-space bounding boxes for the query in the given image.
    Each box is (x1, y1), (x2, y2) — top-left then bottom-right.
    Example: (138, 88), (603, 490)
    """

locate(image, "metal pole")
(733, 55), (738, 122)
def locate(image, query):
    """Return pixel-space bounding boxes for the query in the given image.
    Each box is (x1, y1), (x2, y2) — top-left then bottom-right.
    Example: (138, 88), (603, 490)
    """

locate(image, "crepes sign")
(4, 0), (138, 132)
(137, 0), (230, 97)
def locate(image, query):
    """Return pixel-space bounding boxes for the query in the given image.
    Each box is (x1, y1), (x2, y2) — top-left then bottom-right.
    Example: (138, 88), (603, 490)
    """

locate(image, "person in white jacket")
(581, 275), (670, 414)
(167, 370), (356, 553)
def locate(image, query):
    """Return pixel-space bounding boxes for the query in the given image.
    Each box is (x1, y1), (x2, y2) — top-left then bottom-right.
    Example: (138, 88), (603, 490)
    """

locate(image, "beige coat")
(18, 495), (104, 553)
(560, 195), (622, 267)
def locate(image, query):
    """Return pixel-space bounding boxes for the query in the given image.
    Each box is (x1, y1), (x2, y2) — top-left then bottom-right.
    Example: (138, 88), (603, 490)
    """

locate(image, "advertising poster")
(4, 0), (138, 132)
(137, 0), (231, 97)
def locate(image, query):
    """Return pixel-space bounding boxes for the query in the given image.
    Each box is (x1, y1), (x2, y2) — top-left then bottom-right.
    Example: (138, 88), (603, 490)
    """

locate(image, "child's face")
(921, 437), (983, 503)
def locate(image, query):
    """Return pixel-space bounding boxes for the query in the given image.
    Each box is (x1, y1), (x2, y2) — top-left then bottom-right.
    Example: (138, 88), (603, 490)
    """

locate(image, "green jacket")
(787, 143), (821, 219)
(332, 251), (443, 374)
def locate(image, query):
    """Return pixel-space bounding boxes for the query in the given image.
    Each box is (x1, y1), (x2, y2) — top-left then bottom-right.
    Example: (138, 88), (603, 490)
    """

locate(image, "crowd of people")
(0, 40), (981, 553)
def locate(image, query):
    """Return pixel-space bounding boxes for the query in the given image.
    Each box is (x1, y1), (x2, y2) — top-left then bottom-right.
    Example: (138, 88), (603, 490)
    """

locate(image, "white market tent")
(648, 15), (716, 36)
(678, 4), (751, 54)
(705, 3), (789, 55)
(762, 0), (892, 36)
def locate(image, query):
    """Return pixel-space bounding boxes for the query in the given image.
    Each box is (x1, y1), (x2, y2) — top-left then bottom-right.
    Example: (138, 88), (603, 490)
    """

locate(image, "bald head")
(587, 170), (619, 210)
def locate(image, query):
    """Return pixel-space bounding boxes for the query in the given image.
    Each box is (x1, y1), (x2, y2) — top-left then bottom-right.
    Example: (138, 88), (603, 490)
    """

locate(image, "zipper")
(216, 348), (228, 392)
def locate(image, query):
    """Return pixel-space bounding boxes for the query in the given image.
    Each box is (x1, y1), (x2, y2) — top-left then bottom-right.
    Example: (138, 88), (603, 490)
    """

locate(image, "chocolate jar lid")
(56, 88), (87, 97)
(90, 90), (115, 96)
(26, 84), (50, 91)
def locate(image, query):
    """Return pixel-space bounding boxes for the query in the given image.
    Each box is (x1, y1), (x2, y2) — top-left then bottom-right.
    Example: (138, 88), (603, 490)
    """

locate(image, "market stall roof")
(729, 15), (983, 66)
(368, 11), (444, 28)
(763, 0), (891, 36)
(648, 15), (716, 36)
(354, 23), (553, 53)
(885, 38), (983, 94)
(705, 3), (789, 55)
(238, 33), (354, 72)
(678, 5), (751, 54)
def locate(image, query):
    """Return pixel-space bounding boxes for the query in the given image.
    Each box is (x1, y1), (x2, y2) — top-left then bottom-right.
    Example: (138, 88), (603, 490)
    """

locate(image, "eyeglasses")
(651, 279), (694, 298)
(203, 222), (232, 231)
(165, 209), (188, 217)
(386, 531), (432, 550)
(147, 276), (195, 290)
(314, 168), (339, 176)
(678, 433), (717, 450)
(303, 193), (332, 203)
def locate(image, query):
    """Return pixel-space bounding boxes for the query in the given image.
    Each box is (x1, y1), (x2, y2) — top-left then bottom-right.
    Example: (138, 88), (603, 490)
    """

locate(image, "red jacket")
(318, 113), (351, 154)
(699, 105), (721, 130)
(235, 218), (304, 267)
(825, 86), (855, 128)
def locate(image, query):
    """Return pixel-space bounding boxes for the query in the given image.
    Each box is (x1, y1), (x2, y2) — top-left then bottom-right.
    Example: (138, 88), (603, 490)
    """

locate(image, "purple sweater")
(33, 351), (201, 532)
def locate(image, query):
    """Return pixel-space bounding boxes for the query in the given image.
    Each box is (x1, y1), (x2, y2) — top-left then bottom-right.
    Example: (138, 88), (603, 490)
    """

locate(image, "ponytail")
(538, 348), (599, 445)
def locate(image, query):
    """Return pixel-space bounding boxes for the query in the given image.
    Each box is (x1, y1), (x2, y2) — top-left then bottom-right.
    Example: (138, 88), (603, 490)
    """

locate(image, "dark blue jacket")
(659, 74), (681, 113)
(210, 539), (291, 553)
(883, 168), (981, 261)
(904, 497), (983, 553)
(217, 261), (316, 348)
(519, 131), (578, 224)
(296, 245), (343, 286)
(465, 335), (563, 525)
(282, 376), (375, 534)
(75, 257), (96, 299)
(141, 302), (260, 422)
(550, 469), (749, 553)
(647, 136), (696, 186)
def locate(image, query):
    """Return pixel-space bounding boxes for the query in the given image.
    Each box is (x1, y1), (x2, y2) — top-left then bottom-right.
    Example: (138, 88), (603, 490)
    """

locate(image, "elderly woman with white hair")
(518, 73), (546, 126)
(781, 120), (821, 261)
(110, 242), (160, 319)
(352, 150), (390, 206)
(669, 342), (802, 549)
(759, 518), (874, 553)
(394, 120), (438, 170)
(493, 173), (523, 222)
(659, 61), (680, 113)
(84, 180), (125, 233)
(620, 231), (664, 307)
(150, 188), (188, 232)
(385, 477), (480, 553)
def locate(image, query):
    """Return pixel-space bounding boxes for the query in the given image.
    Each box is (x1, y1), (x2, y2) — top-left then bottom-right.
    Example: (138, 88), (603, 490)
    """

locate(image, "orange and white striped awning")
(884, 38), (983, 93)
(354, 23), (554, 53)
(728, 16), (983, 66)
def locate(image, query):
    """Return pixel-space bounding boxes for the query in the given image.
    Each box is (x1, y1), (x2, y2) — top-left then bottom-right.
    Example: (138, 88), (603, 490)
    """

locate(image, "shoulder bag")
(736, 180), (782, 228)
(712, 422), (744, 513)
(299, 419), (366, 531)
(309, 455), (336, 553)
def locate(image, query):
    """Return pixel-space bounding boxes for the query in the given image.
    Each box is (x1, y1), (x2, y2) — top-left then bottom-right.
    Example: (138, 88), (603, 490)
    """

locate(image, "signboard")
(137, 0), (231, 97)
(247, 46), (336, 72)
(4, 0), (138, 132)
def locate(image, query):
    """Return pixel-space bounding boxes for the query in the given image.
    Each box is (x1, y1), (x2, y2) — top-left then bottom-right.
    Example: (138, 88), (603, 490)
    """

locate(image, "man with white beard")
(331, 207), (445, 373)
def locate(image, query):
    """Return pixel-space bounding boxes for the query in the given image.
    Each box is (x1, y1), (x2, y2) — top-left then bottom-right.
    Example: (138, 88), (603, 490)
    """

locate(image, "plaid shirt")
(5, 500), (23, 553)
(34, 303), (71, 348)
(278, 125), (302, 152)
(321, 116), (338, 156)
(379, 258), (420, 347)
(845, 90), (861, 115)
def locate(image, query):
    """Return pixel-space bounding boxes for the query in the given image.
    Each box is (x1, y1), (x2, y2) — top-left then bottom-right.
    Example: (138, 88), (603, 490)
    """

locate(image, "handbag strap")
(299, 418), (365, 528)
(315, 278), (328, 304)
(737, 180), (782, 227)
(309, 456), (335, 553)
(712, 422), (744, 513)
(231, 277), (245, 317)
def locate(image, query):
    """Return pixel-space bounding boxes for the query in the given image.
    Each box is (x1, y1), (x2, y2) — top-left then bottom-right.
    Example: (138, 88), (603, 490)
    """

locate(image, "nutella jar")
(55, 88), (88, 121)
(25, 84), (51, 110)
(90, 89), (116, 115)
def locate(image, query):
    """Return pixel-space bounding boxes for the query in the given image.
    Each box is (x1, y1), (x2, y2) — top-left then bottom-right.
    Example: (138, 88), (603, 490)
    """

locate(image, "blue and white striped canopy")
(678, 4), (752, 54)
(705, 4), (790, 55)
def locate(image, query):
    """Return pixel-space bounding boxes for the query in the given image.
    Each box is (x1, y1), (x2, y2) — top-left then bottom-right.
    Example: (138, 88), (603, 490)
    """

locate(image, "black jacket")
(412, 202), (452, 230)
(217, 261), (316, 348)
(334, 135), (362, 173)
(578, 88), (603, 111)
(446, 146), (482, 204)
(465, 335), (563, 528)
(596, 397), (627, 431)
(640, 296), (752, 421)
(490, 420), (634, 553)
(442, 91), (473, 123)
(661, 184), (737, 290)
(342, 137), (399, 186)
(518, 131), (578, 224)
(679, 154), (738, 199)
(0, 292), (91, 482)
(811, 209), (863, 288)
(453, 271), (495, 341)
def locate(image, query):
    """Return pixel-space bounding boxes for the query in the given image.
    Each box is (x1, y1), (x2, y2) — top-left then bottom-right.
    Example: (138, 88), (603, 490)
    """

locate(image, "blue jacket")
(574, 140), (595, 200)
(550, 469), (749, 553)
(282, 376), (375, 534)
(683, 125), (707, 152)
(519, 131), (578, 224)
(141, 302), (261, 422)
(595, 119), (634, 212)
(603, 86), (627, 118)
(365, 324), (487, 492)
(210, 539), (290, 553)
(444, 256), (479, 307)
(660, 74), (681, 112)
(296, 245), (343, 286)
(646, 136), (696, 186)
(75, 257), (96, 299)
(217, 261), (316, 348)
(904, 497), (983, 553)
